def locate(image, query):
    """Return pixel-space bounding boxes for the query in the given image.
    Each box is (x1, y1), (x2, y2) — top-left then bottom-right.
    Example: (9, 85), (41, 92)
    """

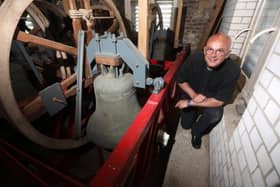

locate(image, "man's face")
(204, 37), (231, 68)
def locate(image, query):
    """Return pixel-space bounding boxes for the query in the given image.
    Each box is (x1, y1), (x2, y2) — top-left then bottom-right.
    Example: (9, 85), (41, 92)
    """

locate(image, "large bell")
(86, 65), (141, 149)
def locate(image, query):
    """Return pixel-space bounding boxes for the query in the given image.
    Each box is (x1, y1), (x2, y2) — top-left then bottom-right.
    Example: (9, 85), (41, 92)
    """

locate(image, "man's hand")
(193, 94), (206, 103)
(175, 99), (190, 109)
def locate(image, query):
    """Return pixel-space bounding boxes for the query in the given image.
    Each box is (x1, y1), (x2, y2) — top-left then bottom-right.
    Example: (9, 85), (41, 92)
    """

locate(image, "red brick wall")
(182, 0), (216, 51)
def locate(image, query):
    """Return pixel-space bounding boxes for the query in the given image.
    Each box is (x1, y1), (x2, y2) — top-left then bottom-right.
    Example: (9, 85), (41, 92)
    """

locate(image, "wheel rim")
(0, 0), (88, 150)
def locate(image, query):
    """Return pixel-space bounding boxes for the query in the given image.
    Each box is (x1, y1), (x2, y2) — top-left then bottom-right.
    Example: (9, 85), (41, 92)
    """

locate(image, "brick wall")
(210, 3), (280, 186)
(182, 0), (215, 51)
(182, 0), (257, 54)
(218, 0), (258, 55)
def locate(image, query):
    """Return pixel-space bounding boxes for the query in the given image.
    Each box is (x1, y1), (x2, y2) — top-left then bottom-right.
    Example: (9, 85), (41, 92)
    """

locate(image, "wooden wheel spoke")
(0, 0), (88, 150)
(16, 31), (77, 56)
(21, 74), (94, 122)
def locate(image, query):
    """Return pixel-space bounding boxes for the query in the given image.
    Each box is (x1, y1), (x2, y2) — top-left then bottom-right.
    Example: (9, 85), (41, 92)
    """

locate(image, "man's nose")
(211, 51), (218, 57)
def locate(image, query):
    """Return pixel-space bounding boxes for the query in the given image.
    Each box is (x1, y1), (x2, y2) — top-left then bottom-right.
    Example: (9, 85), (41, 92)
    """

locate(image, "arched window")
(241, 0), (280, 98)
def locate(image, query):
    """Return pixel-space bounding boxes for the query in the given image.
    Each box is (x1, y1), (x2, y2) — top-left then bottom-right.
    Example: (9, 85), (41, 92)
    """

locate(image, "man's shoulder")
(189, 51), (204, 59)
(186, 51), (205, 64)
(224, 58), (241, 76)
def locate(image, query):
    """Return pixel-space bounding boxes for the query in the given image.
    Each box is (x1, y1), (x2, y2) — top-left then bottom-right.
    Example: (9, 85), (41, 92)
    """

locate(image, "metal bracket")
(146, 77), (165, 94)
(86, 31), (149, 88)
(39, 83), (67, 116)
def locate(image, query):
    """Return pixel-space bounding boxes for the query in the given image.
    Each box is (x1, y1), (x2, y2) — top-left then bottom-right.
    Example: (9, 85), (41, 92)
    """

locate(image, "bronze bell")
(86, 65), (141, 149)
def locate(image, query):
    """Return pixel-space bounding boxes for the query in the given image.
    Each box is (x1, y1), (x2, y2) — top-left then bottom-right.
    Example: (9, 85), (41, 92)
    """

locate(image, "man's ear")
(203, 46), (207, 54)
(226, 50), (231, 58)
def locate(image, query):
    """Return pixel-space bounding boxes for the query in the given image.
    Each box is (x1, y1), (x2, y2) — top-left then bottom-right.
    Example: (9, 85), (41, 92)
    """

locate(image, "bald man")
(175, 33), (240, 149)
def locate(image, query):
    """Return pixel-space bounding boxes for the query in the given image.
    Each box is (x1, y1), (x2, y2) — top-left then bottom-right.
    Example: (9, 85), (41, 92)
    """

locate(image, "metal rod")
(75, 30), (85, 137)
(15, 41), (44, 86)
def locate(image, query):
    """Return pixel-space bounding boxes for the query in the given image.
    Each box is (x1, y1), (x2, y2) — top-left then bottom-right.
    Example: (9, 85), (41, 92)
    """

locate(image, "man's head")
(204, 33), (231, 68)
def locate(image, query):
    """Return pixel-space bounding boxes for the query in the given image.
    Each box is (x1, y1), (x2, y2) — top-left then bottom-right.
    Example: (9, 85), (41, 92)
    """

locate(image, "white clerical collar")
(206, 66), (213, 71)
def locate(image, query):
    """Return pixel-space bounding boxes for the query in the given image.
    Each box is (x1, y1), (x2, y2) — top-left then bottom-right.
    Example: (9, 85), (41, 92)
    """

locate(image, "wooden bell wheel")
(0, 0), (127, 150)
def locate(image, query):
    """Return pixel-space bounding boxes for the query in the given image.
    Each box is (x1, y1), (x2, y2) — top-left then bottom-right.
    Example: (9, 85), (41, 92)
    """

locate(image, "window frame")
(129, 0), (174, 31)
(240, 0), (280, 99)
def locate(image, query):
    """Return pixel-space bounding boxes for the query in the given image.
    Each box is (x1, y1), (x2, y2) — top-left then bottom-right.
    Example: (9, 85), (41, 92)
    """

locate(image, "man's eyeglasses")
(204, 47), (227, 57)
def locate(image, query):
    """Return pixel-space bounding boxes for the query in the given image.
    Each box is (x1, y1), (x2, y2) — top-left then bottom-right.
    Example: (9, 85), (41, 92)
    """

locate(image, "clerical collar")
(206, 66), (213, 71)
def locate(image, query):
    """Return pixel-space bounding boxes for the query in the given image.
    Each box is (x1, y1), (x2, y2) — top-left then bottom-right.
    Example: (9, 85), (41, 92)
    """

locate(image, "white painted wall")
(219, 0), (258, 55)
(210, 0), (280, 186)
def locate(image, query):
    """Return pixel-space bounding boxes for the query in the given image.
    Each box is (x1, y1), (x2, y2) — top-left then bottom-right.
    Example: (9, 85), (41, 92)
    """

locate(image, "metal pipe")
(234, 28), (252, 40)
(250, 28), (276, 44)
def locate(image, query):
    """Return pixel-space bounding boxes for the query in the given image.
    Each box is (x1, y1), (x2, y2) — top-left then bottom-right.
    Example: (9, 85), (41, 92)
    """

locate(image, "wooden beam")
(95, 55), (121, 66)
(124, 0), (132, 21)
(82, 0), (91, 9)
(138, 0), (149, 58)
(16, 31), (77, 55)
(68, 0), (82, 44)
(22, 73), (93, 121)
(196, 0), (225, 50)
(174, 0), (183, 48)
(63, 0), (70, 14)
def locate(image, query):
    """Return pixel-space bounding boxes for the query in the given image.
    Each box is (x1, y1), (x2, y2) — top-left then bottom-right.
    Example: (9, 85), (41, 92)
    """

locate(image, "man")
(175, 33), (240, 149)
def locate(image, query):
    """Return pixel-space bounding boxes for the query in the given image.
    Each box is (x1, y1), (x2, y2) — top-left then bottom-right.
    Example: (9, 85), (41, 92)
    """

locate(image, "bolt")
(52, 97), (67, 105)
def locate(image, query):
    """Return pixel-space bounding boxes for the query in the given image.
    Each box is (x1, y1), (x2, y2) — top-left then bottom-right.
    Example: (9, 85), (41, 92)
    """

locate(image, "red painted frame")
(0, 50), (187, 187)
(91, 50), (187, 186)
(0, 139), (86, 187)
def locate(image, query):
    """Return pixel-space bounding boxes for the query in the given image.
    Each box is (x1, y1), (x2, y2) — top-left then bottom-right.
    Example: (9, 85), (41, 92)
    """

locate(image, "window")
(241, 0), (280, 97)
(131, 0), (174, 31)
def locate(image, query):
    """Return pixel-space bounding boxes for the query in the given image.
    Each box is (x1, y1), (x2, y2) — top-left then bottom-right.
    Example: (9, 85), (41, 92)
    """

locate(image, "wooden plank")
(63, 0), (70, 14)
(196, 0), (225, 50)
(124, 0), (132, 21)
(16, 31), (77, 55)
(173, 0), (183, 48)
(212, 16), (223, 34)
(68, 0), (82, 44)
(21, 73), (93, 121)
(81, 0), (93, 80)
(138, 0), (149, 58)
(82, 0), (91, 9)
(95, 55), (121, 66)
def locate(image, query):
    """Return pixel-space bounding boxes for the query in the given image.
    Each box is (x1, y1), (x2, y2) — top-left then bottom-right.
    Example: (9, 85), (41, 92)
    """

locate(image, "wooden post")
(174, 0), (183, 48)
(138, 0), (149, 58)
(124, 0), (132, 21)
(196, 0), (225, 50)
(63, 0), (70, 14)
(82, 0), (91, 9)
(82, 0), (93, 42)
(82, 0), (93, 81)
(68, 0), (82, 44)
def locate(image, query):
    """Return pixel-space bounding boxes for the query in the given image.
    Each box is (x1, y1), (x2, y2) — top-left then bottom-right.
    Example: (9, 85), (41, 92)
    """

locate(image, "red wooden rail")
(91, 50), (187, 187)
(0, 139), (86, 187)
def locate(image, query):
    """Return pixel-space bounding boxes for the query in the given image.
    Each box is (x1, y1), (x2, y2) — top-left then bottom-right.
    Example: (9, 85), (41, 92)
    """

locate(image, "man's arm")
(177, 73), (224, 109)
(178, 82), (197, 99)
(175, 97), (224, 109)
(190, 97), (224, 107)
(178, 82), (207, 103)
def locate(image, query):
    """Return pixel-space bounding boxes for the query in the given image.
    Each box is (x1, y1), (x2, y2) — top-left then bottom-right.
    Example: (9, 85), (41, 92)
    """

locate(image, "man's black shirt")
(176, 51), (241, 104)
